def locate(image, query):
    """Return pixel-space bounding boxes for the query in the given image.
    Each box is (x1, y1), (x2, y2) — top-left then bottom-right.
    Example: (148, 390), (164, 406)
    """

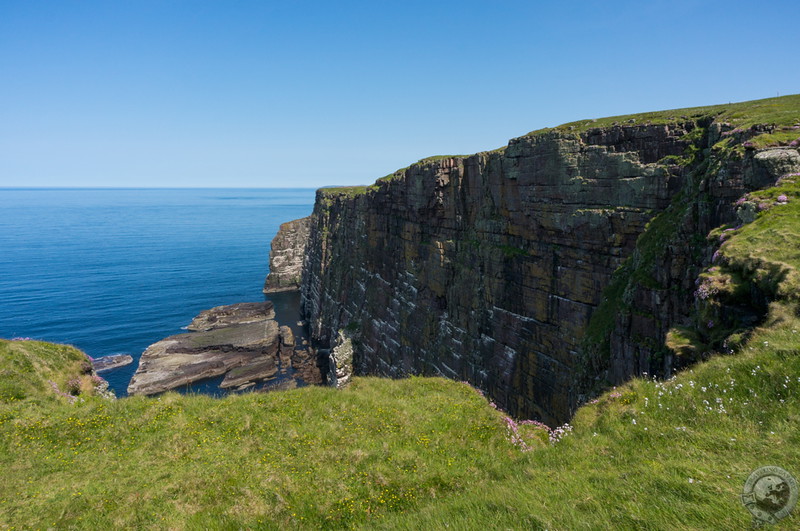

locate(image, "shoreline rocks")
(128, 302), (293, 395)
(91, 354), (134, 373)
(128, 301), (324, 395)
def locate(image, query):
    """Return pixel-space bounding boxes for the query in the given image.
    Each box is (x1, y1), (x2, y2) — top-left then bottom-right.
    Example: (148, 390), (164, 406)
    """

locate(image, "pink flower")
(777, 194), (789, 204)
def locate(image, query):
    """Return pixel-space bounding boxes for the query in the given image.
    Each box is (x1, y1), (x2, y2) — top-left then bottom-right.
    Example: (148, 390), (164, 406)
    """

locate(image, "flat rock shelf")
(127, 301), (322, 396)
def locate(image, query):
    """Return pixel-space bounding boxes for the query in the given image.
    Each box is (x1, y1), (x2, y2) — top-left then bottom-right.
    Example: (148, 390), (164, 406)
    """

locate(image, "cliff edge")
(292, 95), (800, 425)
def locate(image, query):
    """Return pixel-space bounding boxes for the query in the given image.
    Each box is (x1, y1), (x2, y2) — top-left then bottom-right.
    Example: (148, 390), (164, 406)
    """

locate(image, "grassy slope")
(2, 297), (799, 529)
(547, 93), (800, 134)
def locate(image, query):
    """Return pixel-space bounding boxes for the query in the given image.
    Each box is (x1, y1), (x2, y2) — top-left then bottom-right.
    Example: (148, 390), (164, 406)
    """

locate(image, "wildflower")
(742, 141), (755, 148)
(777, 194), (789, 204)
(66, 378), (82, 395)
(707, 320), (714, 328)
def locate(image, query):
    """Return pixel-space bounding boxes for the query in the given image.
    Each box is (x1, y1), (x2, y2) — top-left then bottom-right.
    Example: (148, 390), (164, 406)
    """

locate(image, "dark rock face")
(264, 217), (312, 293)
(604, 147), (800, 385)
(299, 123), (799, 425)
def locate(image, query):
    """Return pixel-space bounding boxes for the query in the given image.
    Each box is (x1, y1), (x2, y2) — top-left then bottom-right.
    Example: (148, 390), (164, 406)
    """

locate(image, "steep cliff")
(298, 96), (800, 425)
(264, 216), (311, 293)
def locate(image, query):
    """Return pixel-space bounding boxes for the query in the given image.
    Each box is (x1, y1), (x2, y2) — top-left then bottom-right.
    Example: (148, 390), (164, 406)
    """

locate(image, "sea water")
(0, 188), (316, 396)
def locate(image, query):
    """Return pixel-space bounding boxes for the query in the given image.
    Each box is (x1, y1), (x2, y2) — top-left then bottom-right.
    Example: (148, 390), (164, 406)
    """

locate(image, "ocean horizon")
(0, 187), (317, 396)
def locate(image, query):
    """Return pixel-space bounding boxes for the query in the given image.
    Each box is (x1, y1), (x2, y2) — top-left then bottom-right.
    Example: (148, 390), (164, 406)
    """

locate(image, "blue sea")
(0, 188), (316, 396)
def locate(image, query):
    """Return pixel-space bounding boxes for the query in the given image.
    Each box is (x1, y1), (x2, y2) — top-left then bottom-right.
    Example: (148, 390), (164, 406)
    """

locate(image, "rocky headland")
(127, 302), (321, 395)
(264, 216), (312, 293)
(265, 95), (800, 425)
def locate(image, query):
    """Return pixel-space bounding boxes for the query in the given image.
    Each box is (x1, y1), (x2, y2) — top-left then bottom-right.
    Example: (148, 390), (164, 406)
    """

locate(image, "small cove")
(0, 188), (316, 397)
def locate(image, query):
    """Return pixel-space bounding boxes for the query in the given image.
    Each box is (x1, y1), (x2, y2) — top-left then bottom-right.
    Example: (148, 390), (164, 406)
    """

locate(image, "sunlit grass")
(2, 325), (799, 529)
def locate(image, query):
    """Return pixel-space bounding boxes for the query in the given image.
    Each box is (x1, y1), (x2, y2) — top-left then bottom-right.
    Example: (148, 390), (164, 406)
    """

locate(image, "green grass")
(318, 95), (800, 199)
(544, 94), (800, 135)
(2, 324), (800, 529)
(718, 176), (800, 300)
(0, 340), (94, 404)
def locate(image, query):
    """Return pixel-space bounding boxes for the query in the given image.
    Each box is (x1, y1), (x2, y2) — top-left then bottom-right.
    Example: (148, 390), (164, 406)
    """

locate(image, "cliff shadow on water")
(287, 95), (800, 426)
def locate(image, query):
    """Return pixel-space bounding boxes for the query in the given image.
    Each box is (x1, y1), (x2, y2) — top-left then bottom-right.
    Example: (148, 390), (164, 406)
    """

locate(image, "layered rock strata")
(91, 354), (133, 372)
(298, 117), (800, 425)
(264, 217), (312, 293)
(128, 302), (321, 395)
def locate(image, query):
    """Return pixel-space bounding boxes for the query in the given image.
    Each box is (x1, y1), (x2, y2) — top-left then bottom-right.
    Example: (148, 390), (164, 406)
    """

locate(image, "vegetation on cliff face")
(578, 96), (800, 400)
(306, 94), (800, 425)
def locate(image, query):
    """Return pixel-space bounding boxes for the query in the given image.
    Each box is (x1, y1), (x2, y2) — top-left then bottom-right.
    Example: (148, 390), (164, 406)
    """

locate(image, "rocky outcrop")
(129, 302), (282, 395)
(187, 302), (276, 331)
(91, 354), (133, 372)
(129, 301), (325, 394)
(328, 330), (355, 388)
(297, 107), (800, 425)
(264, 217), (312, 293)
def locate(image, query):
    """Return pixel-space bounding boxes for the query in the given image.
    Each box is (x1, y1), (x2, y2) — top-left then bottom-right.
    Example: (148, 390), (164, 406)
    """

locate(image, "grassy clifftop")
(546, 93), (800, 134)
(319, 94), (800, 199)
(2, 297), (799, 530)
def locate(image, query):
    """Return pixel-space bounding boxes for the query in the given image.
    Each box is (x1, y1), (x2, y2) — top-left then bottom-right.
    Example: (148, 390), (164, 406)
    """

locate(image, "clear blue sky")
(1, 1), (798, 188)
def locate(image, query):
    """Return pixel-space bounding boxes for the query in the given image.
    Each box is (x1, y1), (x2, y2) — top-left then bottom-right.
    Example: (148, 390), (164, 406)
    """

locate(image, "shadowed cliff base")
(291, 94), (800, 425)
